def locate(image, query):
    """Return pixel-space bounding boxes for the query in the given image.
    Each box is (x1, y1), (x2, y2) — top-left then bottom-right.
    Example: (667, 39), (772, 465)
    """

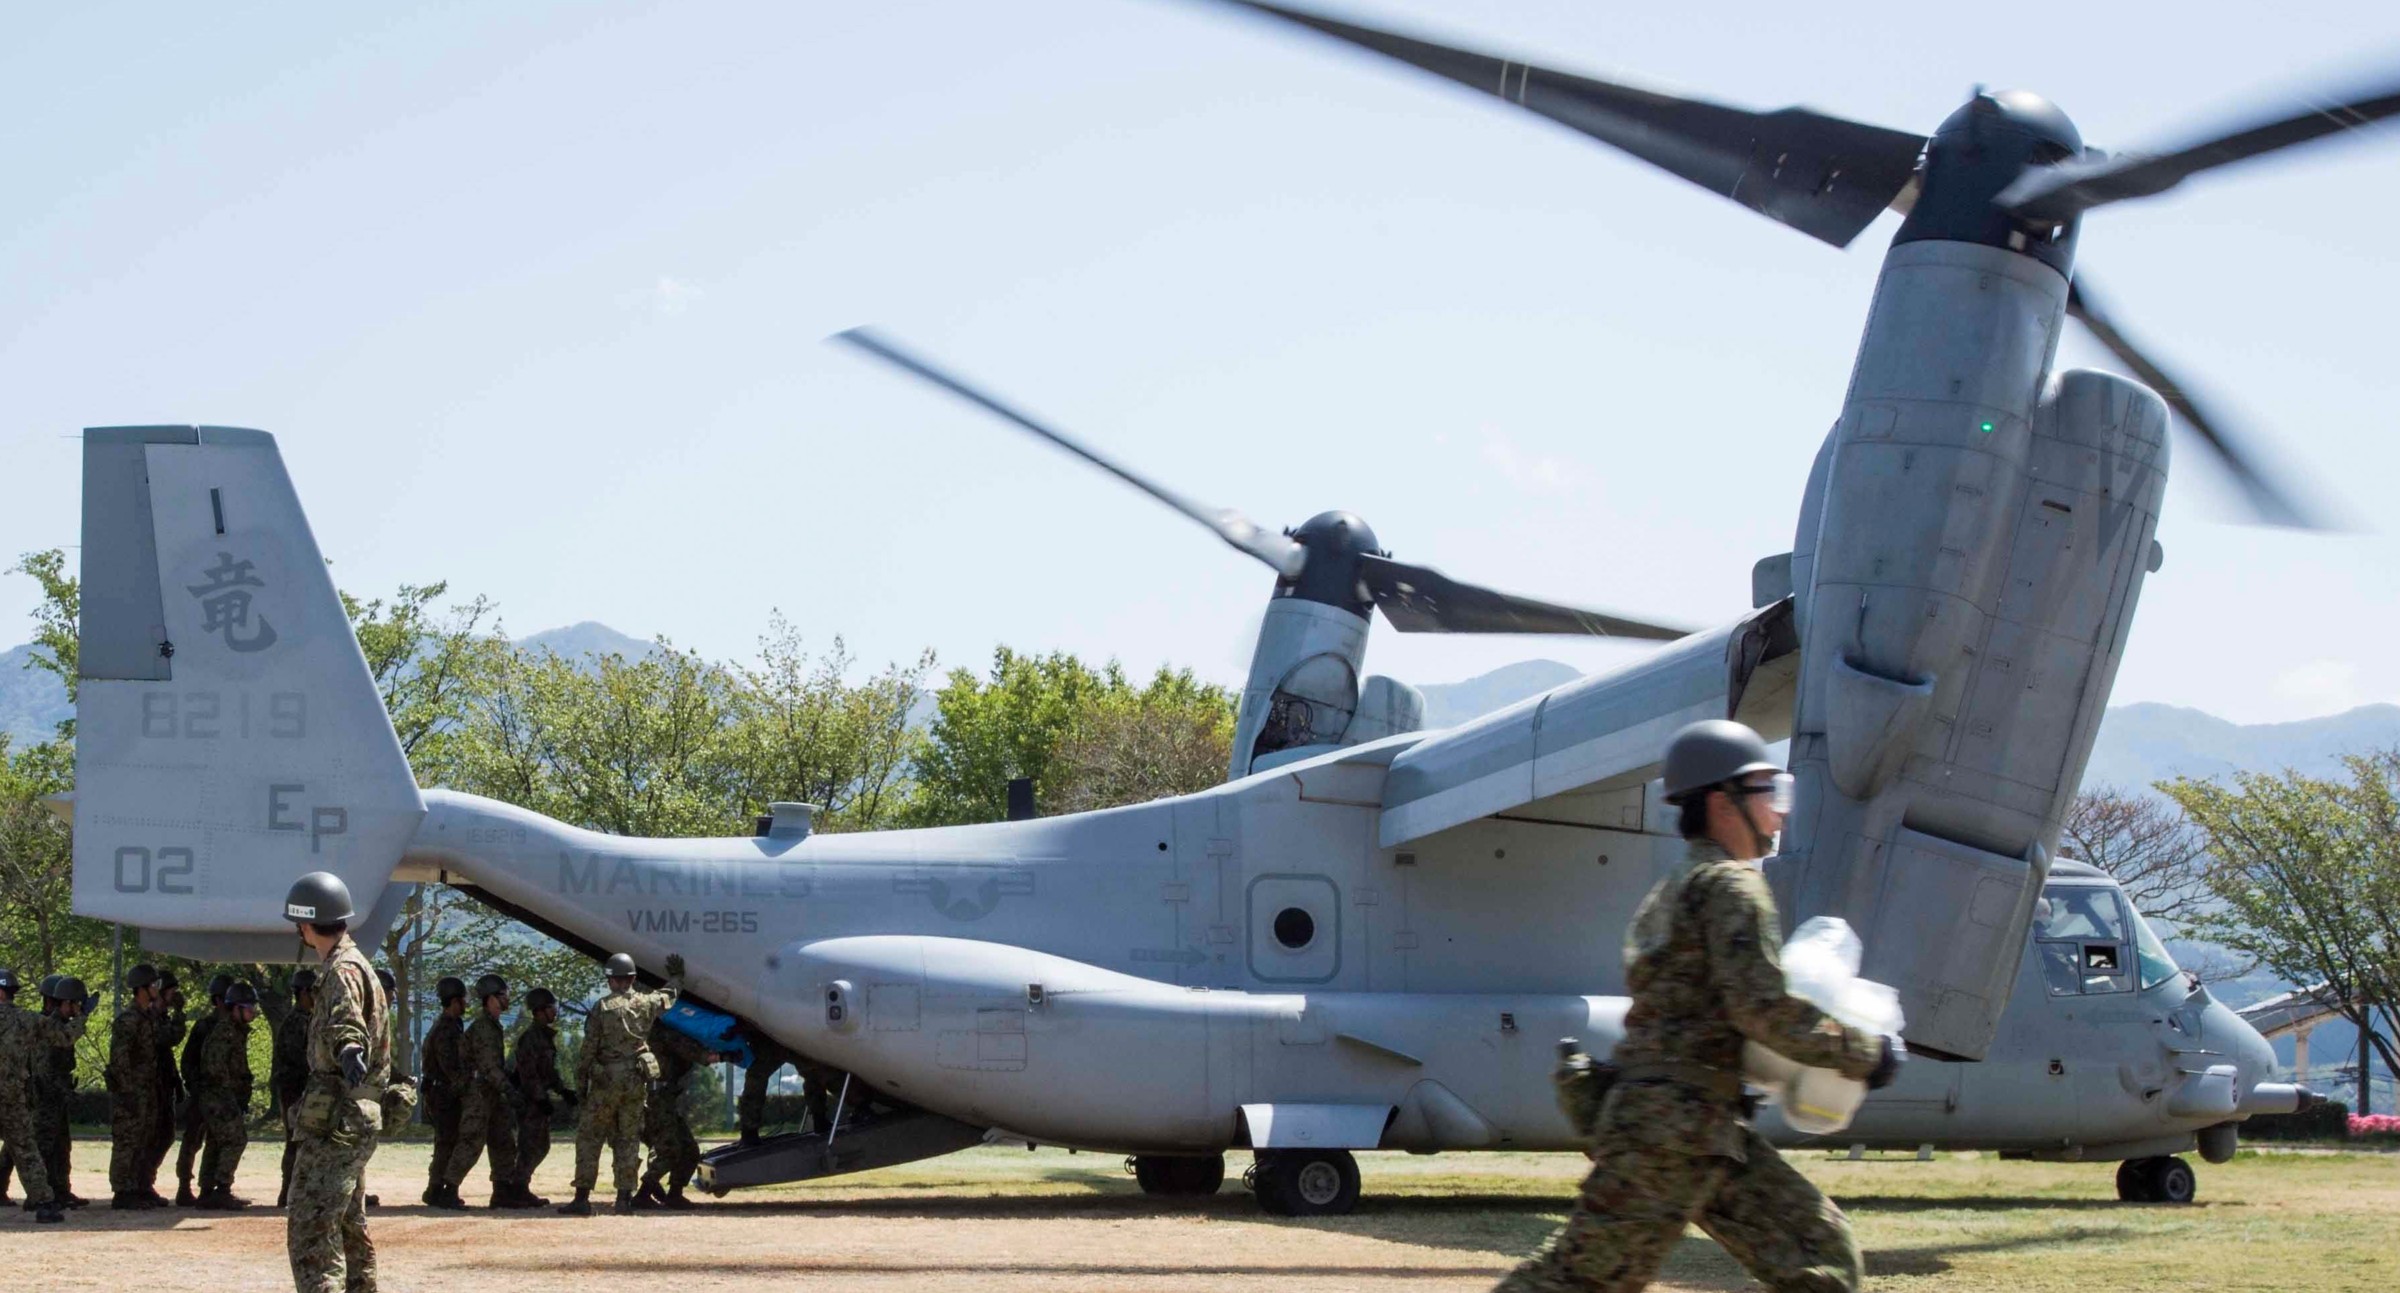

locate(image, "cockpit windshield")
(2130, 906), (2182, 992)
(2032, 881), (2181, 995)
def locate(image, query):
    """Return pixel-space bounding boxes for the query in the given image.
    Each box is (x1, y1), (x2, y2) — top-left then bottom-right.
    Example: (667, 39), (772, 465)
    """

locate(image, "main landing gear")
(1128, 1154), (1227, 1197)
(1247, 1148), (1361, 1216)
(2115, 1155), (2198, 1204)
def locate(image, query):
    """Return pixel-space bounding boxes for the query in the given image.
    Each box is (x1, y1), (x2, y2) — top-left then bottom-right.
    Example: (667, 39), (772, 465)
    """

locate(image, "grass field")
(6, 1137), (2393, 1291)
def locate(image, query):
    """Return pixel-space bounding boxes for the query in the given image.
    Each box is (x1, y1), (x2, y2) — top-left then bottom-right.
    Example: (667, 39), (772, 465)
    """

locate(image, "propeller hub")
(1896, 90), (2084, 276)
(1281, 510), (1381, 617)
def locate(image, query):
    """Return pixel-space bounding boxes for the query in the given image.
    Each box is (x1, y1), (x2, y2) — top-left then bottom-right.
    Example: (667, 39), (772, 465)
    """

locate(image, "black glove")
(664, 953), (686, 979)
(339, 1045), (369, 1088)
(1865, 1037), (1905, 1091)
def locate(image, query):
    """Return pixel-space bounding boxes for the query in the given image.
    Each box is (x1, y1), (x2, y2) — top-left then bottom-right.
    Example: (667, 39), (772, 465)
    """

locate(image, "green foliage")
(9, 549), (78, 725)
(722, 615), (932, 832)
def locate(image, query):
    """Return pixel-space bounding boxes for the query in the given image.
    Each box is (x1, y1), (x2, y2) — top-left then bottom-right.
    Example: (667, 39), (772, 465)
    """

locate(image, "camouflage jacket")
(578, 976), (681, 1082)
(180, 1010), (223, 1096)
(306, 935), (390, 1089)
(37, 1008), (79, 1101)
(1607, 839), (1882, 1159)
(647, 1019), (710, 1091)
(200, 1014), (254, 1106)
(107, 1005), (167, 1097)
(512, 1021), (571, 1107)
(463, 1012), (510, 1092)
(421, 1012), (465, 1097)
(155, 1000), (186, 1098)
(271, 1005), (311, 1106)
(0, 1003), (83, 1107)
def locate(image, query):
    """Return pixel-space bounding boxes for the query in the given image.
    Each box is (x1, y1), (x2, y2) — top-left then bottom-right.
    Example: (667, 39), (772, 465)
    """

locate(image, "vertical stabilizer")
(72, 426), (423, 936)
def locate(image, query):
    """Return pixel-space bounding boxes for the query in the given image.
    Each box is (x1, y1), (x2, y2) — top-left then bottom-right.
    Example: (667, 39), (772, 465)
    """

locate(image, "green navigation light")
(1978, 420), (1996, 433)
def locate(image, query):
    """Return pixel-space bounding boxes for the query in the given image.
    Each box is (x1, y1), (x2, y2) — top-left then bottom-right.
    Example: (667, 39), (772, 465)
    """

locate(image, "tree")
(0, 736), (96, 976)
(721, 616), (931, 832)
(1047, 667), (1236, 815)
(2163, 756), (2400, 1111)
(908, 649), (1115, 825)
(2062, 786), (2213, 925)
(9, 549), (78, 736)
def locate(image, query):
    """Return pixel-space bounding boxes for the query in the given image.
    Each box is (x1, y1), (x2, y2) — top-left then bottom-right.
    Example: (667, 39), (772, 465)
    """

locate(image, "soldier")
(634, 1020), (716, 1210)
(0, 967), (18, 1206)
(274, 968), (319, 1209)
(511, 988), (572, 1206)
(195, 982), (262, 1209)
(419, 975), (468, 1208)
(37, 976), (92, 1208)
(0, 965), (84, 1223)
(1496, 720), (1903, 1293)
(138, 968), (190, 1198)
(736, 1032), (798, 1147)
(107, 964), (178, 1208)
(283, 870), (391, 1293)
(444, 973), (528, 1208)
(176, 972), (235, 1206)
(559, 951), (684, 1216)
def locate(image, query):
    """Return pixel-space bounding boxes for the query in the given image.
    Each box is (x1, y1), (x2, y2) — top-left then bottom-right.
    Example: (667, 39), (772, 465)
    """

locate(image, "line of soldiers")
(0, 968), (92, 1224)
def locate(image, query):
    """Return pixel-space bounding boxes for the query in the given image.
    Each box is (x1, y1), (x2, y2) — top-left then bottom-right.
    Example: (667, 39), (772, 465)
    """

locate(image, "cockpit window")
(2035, 883), (2133, 996)
(2131, 907), (2182, 992)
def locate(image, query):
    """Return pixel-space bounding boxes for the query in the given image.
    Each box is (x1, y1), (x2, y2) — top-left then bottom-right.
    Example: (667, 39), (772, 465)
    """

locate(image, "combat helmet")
(283, 871), (355, 925)
(0, 968), (17, 994)
(206, 971), (234, 1003)
(225, 982), (260, 1008)
(1661, 719), (1782, 805)
(474, 973), (508, 1003)
(436, 975), (468, 1003)
(603, 952), (637, 979)
(125, 963), (161, 992)
(37, 973), (61, 1000)
(524, 987), (558, 1012)
(291, 967), (320, 995)
(52, 976), (87, 1004)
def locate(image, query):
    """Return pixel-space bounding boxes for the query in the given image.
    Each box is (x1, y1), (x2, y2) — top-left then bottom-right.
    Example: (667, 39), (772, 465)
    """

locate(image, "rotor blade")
(2001, 72), (2400, 222)
(1358, 553), (1690, 639)
(1207, 1), (1926, 247)
(834, 328), (1307, 576)
(2063, 274), (2324, 529)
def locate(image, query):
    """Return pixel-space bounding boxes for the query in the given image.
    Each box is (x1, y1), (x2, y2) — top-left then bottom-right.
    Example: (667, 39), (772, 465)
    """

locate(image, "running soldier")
(443, 974), (528, 1208)
(419, 976), (467, 1209)
(559, 951), (684, 1216)
(283, 871), (391, 1293)
(273, 968), (318, 1209)
(195, 982), (261, 1209)
(635, 1021), (716, 1209)
(176, 973), (234, 1206)
(511, 988), (572, 1205)
(107, 963), (181, 1209)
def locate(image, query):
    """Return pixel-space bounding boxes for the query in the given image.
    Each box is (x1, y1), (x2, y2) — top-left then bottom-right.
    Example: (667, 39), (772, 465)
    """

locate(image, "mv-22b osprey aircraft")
(66, 3), (2384, 1214)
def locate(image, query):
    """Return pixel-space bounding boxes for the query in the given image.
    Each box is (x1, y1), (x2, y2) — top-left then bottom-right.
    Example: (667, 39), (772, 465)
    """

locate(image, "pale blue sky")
(4, 1), (2396, 724)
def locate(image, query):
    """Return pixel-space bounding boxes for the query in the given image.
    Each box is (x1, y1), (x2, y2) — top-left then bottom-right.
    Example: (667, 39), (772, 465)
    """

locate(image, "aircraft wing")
(1378, 600), (1796, 848)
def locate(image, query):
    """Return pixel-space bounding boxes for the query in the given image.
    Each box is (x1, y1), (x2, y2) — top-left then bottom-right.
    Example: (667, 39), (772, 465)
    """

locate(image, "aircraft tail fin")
(71, 426), (423, 941)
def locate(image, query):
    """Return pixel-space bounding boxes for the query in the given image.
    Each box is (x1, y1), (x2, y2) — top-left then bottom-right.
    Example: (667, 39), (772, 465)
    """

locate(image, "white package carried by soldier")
(1742, 916), (1906, 1134)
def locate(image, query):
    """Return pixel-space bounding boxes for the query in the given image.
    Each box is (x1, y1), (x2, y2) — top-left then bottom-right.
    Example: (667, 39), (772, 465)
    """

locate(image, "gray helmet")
(1661, 719), (1781, 805)
(0, 968), (18, 993)
(291, 968), (320, 995)
(125, 963), (161, 992)
(284, 871), (355, 925)
(225, 982), (260, 1008)
(435, 975), (467, 1003)
(207, 972), (234, 1002)
(474, 973), (508, 1003)
(38, 974), (63, 999)
(525, 987), (557, 1012)
(603, 952), (637, 979)
(53, 976), (87, 1004)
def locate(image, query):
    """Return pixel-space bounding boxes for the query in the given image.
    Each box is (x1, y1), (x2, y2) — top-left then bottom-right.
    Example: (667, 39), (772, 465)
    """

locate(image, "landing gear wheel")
(2144, 1155), (2197, 1204)
(2114, 1160), (2155, 1203)
(1131, 1154), (1227, 1197)
(1250, 1149), (1360, 1217)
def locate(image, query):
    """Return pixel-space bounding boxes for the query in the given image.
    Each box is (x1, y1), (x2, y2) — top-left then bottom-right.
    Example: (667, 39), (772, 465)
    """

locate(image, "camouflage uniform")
(107, 1000), (181, 1196)
(511, 1018), (570, 1187)
(571, 973), (681, 1197)
(198, 1011), (255, 1193)
(34, 1004), (78, 1197)
(736, 1035), (799, 1140)
(286, 936), (389, 1293)
(274, 997), (313, 1206)
(0, 1001), (83, 1206)
(1497, 841), (1884, 1293)
(418, 1011), (465, 1194)
(442, 1010), (518, 1192)
(177, 1007), (223, 1197)
(639, 1022), (711, 1198)
(142, 998), (186, 1188)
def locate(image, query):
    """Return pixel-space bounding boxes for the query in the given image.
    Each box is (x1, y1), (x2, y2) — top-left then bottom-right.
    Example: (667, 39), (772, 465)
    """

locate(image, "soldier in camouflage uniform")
(141, 969), (189, 1195)
(0, 967), (84, 1223)
(274, 968), (318, 1209)
(635, 1019), (717, 1209)
(511, 988), (573, 1204)
(559, 950), (684, 1216)
(418, 976), (468, 1208)
(175, 973), (234, 1205)
(283, 871), (391, 1293)
(1497, 721), (1903, 1293)
(195, 982), (262, 1209)
(444, 973), (529, 1208)
(107, 963), (182, 1208)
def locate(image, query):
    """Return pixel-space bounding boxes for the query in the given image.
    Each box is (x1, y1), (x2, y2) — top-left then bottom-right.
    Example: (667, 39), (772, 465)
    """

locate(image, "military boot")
(630, 1180), (664, 1210)
(516, 1181), (551, 1208)
(612, 1190), (637, 1215)
(557, 1188), (592, 1216)
(193, 1187), (233, 1211)
(660, 1186), (697, 1211)
(34, 1199), (63, 1224)
(111, 1191), (143, 1210)
(738, 1129), (759, 1148)
(175, 1178), (197, 1207)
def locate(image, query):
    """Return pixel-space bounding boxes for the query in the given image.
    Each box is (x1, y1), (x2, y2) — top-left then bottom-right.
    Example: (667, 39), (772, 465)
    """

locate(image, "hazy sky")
(5, 1), (2396, 724)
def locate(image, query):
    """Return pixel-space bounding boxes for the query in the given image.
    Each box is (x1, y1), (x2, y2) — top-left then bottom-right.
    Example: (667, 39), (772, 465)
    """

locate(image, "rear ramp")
(696, 1104), (986, 1195)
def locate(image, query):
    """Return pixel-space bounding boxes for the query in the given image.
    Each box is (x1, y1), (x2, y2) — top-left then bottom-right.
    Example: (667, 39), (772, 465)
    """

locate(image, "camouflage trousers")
(109, 1089), (161, 1193)
(422, 1093), (459, 1190)
(516, 1103), (554, 1186)
(443, 1085), (518, 1190)
(571, 1072), (647, 1195)
(1495, 1127), (1861, 1293)
(0, 1097), (56, 1206)
(287, 1130), (378, 1293)
(198, 1093), (250, 1192)
(640, 1086), (698, 1192)
(177, 1086), (211, 1184)
(37, 1089), (71, 1192)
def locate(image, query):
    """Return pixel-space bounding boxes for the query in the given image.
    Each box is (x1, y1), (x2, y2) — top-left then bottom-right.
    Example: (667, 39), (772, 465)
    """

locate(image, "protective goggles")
(1728, 772), (1796, 815)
